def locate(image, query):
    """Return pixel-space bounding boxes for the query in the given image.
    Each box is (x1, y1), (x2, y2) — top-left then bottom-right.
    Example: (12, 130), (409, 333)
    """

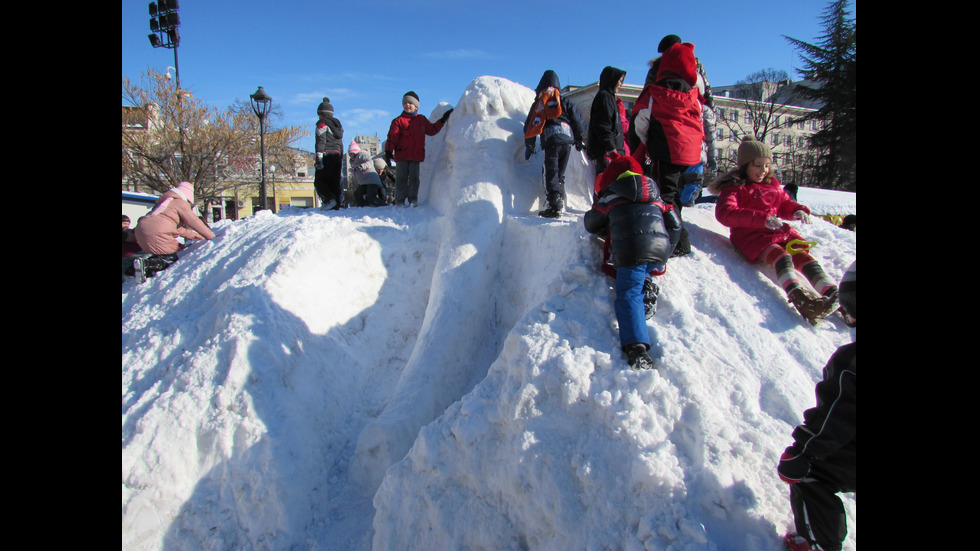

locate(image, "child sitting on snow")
(348, 140), (388, 207)
(709, 137), (838, 325)
(778, 262), (856, 551)
(584, 155), (680, 370)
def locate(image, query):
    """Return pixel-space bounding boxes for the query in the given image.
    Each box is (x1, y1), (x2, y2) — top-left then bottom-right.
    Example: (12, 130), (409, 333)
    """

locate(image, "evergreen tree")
(784, 0), (856, 191)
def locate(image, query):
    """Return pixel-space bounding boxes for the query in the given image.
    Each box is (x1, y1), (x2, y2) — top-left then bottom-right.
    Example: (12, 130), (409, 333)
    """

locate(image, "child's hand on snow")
(765, 214), (787, 231)
(793, 210), (812, 224)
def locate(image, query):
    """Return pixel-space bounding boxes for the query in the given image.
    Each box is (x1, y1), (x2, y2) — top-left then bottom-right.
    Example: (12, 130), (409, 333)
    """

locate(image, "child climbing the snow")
(523, 70), (585, 218)
(709, 136), (838, 325)
(134, 182), (214, 255)
(778, 262), (855, 551)
(584, 155), (680, 370)
(383, 91), (453, 207)
(348, 140), (388, 207)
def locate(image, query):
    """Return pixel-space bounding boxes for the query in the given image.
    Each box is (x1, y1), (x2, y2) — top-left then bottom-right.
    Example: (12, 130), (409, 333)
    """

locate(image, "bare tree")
(122, 69), (307, 214)
(716, 68), (796, 143)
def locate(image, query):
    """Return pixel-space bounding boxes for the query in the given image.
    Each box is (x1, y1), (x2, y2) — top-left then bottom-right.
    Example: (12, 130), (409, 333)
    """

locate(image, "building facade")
(561, 79), (825, 187)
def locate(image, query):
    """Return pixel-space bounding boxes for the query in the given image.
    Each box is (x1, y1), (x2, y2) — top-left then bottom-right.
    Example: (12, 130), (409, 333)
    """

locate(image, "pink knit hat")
(174, 181), (194, 203)
(348, 140), (361, 154)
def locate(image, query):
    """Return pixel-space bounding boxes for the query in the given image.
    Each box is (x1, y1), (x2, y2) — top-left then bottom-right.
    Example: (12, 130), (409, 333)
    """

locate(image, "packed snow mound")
(122, 75), (856, 550)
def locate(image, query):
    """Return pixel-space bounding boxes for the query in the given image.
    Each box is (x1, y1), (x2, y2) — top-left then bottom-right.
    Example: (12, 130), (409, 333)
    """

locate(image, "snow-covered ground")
(122, 76), (856, 551)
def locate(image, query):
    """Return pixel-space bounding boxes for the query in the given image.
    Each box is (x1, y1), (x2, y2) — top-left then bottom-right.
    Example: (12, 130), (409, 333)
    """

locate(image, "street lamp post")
(250, 86), (273, 212)
(270, 165), (277, 213)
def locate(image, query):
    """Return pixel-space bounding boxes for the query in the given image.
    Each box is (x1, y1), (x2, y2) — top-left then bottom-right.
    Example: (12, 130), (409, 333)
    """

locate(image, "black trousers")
(543, 143), (571, 204)
(789, 451), (856, 551)
(314, 153), (343, 206)
(652, 160), (691, 255)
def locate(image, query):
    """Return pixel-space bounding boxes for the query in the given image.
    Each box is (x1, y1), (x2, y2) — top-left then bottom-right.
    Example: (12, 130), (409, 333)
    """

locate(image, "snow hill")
(122, 76), (857, 551)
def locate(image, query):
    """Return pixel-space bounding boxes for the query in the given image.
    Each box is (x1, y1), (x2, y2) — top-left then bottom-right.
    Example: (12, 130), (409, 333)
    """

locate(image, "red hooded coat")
(713, 175), (811, 262)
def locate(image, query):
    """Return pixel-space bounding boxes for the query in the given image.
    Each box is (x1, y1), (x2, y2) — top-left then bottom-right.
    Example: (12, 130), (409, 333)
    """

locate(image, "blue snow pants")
(614, 263), (662, 350)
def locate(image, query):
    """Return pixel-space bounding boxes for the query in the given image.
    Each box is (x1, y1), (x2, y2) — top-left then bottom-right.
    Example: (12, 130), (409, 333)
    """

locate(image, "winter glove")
(524, 145), (535, 160)
(574, 140), (584, 152)
(384, 151), (393, 167)
(765, 214), (788, 231)
(793, 210), (812, 224)
(315, 152), (324, 170)
(777, 444), (812, 484)
(439, 108), (454, 124)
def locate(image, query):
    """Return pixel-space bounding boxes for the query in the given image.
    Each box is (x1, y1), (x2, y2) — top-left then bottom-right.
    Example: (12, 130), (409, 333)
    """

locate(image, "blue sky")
(122, 0), (852, 154)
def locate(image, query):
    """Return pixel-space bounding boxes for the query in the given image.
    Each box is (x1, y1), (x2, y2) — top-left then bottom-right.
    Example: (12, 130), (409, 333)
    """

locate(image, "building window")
(730, 110), (738, 121)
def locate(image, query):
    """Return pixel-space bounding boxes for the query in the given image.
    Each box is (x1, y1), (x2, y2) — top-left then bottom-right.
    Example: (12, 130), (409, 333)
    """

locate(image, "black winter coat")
(584, 173), (680, 267)
(792, 342), (856, 467)
(586, 66), (626, 160)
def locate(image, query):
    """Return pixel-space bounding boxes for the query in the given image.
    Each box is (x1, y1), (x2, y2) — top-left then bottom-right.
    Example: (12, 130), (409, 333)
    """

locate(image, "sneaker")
(625, 344), (655, 370)
(783, 532), (825, 551)
(643, 277), (660, 320)
(132, 257), (146, 284)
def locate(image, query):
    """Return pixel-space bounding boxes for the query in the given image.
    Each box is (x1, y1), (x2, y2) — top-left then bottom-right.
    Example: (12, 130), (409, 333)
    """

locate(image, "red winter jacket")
(385, 112), (445, 163)
(632, 83), (703, 166)
(713, 175), (810, 263)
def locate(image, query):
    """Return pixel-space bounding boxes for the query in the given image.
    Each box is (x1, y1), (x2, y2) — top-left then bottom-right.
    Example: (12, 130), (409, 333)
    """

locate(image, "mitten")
(384, 152), (393, 167)
(777, 444), (811, 484)
(439, 108), (454, 123)
(575, 140), (584, 151)
(524, 145), (535, 160)
(315, 152), (323, 170)
(793, 210), (811, 224)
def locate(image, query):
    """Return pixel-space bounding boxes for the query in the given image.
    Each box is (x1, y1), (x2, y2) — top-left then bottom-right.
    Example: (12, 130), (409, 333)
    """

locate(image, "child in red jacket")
(709, 137), (839, 324)
(383, 91), (452, 207)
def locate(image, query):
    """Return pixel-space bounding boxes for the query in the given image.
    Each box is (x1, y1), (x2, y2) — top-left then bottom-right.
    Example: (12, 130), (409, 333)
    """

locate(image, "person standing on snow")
(586, 66), (628, 180)
(583, 155), (680, 370)
(778, 262), (856, 551)
(523, 70), (585, 218)
(630, 40), (705, 258)
(383, 91), (452, 207)
(314, 97), (344, 210)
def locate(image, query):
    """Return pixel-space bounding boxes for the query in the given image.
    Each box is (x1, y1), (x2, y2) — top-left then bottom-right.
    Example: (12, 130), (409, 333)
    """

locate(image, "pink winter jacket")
(712, 175), (810, 263)
(134, 189), (215, 255)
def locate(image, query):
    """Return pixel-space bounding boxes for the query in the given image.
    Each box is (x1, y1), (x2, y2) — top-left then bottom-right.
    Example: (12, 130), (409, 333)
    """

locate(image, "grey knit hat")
(737, 136), (772, 167)
(838, 261), (856, 319)
(317, 97), (334, 116)
(402, 91), (420, 109)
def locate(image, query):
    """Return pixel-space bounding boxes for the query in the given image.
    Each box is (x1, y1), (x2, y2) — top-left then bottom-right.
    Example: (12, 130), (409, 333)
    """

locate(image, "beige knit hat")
(737, 136), (772, 167)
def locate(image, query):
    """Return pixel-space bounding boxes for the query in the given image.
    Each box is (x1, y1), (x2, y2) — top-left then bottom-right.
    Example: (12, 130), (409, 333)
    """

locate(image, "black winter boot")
(643, 277), (659, 319)
(625, 343), (655, 370)
(539, 192), (564, 218)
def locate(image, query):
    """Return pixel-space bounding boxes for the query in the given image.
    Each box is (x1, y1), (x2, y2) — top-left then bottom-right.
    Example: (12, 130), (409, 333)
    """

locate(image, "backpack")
(524, 87), (563, 139)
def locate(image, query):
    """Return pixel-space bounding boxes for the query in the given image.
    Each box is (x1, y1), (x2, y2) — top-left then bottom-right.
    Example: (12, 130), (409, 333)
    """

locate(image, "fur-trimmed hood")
(707, 168), (744, 195)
